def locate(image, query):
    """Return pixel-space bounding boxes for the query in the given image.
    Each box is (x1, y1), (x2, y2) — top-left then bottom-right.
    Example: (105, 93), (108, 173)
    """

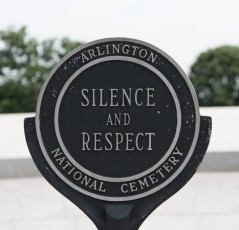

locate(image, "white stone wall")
(0, 107), (238, 176)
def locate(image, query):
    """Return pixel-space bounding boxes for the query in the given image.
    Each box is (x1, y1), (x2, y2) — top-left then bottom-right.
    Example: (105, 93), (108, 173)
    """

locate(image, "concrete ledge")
(1, 108), (239, 177)
(199, 152), (239, 172)
(0, 152), (239, 178)
(0, 158), (40, 178)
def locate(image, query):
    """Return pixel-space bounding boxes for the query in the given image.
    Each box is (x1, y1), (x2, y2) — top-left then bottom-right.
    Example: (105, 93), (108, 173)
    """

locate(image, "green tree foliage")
(189, 46), (239, 106)
(0, 26), (82, 113)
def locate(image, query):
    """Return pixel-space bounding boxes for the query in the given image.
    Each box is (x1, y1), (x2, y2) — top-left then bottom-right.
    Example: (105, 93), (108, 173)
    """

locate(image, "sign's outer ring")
(35, 38), (200, 201)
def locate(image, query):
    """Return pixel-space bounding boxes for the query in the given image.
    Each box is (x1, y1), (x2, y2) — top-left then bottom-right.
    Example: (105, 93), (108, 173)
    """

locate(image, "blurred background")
(0, 0), (239, 229)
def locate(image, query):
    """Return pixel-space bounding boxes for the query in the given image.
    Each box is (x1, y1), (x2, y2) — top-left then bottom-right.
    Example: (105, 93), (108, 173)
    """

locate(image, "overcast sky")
(1, 0), (239, 74)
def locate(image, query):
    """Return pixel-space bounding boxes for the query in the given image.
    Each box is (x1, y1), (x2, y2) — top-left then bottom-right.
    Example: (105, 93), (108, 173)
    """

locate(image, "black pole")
(104, 205), (134, 230)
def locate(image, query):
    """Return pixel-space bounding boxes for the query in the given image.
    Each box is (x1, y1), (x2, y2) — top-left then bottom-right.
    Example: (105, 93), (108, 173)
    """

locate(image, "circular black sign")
(36, 38), (200, 201)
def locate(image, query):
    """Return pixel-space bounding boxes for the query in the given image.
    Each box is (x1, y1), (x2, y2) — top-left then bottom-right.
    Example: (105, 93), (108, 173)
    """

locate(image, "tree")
(0, 26), (82, 113)
(189, 46), (239, 106)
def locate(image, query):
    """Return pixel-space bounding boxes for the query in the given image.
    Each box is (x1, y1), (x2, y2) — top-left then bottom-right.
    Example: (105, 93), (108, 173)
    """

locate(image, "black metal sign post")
(25, 38), (211, 230)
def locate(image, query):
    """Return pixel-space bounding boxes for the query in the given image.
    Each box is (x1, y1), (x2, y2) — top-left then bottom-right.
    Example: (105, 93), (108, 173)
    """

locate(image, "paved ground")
(1, 172), (239, 230)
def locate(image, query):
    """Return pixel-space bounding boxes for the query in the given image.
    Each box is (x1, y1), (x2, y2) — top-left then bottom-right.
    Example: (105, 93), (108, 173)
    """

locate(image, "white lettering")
(81, 89), (89, 106)
(146, 88), (155, 106)
(121, 184), (128, 193)
(82, 132), (90, 150)
(145, 133), (155, 150)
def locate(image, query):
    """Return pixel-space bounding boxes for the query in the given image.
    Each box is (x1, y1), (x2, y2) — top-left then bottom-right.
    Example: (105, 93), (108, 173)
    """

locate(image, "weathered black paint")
(25, 38), (211, 230)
